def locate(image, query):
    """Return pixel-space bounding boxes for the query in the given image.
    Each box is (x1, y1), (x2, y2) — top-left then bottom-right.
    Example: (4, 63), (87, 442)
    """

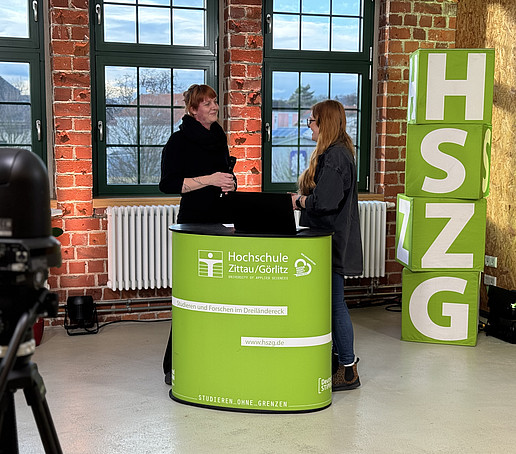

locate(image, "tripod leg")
(0, 391), (20, 454)
(23, 364), (63, 454)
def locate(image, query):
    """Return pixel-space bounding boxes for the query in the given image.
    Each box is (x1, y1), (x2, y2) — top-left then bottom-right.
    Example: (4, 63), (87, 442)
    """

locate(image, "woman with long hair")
(292, 99), (363, 390)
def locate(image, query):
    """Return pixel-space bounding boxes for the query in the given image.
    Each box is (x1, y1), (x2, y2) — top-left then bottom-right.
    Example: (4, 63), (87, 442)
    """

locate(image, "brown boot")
(332, 358), (360, 391)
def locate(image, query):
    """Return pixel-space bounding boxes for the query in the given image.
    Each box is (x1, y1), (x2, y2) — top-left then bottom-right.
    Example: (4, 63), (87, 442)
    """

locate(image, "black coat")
(159, 115), (235, 223)
(300, 143), (363, 276)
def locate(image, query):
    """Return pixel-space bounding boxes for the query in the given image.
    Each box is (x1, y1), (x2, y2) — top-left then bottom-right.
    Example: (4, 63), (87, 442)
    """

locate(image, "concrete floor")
(11, 305), (516, 454)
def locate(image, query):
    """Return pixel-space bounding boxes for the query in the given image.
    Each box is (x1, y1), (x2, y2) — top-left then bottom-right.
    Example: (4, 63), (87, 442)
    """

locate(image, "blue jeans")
(332, 271), (355, 365)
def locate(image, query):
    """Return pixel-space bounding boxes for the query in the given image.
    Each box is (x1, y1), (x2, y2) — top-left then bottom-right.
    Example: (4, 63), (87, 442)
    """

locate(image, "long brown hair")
(298, 100), (355, 195)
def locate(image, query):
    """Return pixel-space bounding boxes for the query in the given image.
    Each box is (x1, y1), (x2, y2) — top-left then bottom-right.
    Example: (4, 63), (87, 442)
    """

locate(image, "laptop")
(226, 192), (298, 235)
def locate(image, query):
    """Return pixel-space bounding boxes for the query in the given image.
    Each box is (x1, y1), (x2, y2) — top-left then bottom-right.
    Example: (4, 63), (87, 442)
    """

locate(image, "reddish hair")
(183, 84), (217, 114)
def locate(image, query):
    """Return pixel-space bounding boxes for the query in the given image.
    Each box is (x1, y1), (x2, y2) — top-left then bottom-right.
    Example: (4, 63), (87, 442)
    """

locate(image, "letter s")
(409, 276), (469, 341)
(421, 128), (467, 194)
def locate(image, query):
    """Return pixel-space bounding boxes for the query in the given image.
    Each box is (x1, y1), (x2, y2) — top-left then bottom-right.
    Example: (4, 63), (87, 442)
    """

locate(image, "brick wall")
(222, 0), (263, 191)
(376, 0), (458, 285)
(45, 0), (458, 322)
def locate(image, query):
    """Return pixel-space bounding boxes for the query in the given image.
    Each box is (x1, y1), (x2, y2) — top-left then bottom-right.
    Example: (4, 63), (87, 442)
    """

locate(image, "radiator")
(356, 201), (387, 279)
(107, 205), (179, 291)
(107, 201), (387, 290)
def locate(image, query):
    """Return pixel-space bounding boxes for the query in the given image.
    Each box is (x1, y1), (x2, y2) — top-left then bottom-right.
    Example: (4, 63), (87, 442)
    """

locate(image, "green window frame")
(262, 0), (375, 192)
(92, 0), (218, 197)
(0, 1), (47, 161)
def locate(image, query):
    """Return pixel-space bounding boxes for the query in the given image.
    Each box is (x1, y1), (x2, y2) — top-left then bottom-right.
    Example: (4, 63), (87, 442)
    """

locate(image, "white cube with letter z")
(396, 194), (486, 272)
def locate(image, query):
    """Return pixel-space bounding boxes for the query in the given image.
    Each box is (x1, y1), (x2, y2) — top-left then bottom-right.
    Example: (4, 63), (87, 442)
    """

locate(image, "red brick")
(89, 232), (106, 246)
(69, 261), (86, 274)
(53, 72), (90, 88)
(53, 102), (91, 117)
(388, 27), (411, 40)
(73, 58), (90, 72)
(73, 89), (91, 102)
(60, 274), (95, 288)
(390, 1), (412, 13)
(53, 56), (72, 71)
(74, 203), (94, 217)
(419, 15), (433, 28)
(57, 188), (92, 202)
(55, 118), (73, 130)
(388, 14), (402, 26)
(52, 9), (89, 26)
(56, 174), (74, 188)
(71, 233), (88, 246)
(97, 273), (109, 286)
(54, 87), (72, 101)
(73, 118), (91, 131)
(230, 49), (262, 63)
(77, 246), (108, 259)
(75, 174), (92, 187)
(71, 26), (89, 40)
(74, 146), (92, 160)
(88, 260), (105, 273)
(64, 218), (101, 232)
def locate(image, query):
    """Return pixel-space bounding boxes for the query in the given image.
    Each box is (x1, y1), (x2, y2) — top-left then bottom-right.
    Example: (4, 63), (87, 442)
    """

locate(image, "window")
(0, 1), (46, 160)
(92, 0), (218, 196)
(263, 0), (374, 192)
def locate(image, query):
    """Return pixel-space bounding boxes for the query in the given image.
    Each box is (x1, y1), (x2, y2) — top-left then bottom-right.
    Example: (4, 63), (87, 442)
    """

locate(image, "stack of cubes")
(396, 49), (495, 346)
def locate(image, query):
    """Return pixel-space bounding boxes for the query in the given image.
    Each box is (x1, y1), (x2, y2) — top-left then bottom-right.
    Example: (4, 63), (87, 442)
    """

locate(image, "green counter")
(169, 224), (332, 412)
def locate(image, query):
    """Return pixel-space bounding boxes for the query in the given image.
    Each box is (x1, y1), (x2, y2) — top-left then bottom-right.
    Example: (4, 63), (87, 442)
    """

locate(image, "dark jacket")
(159, 115), (235, 223)
(300, 143), (363, 276)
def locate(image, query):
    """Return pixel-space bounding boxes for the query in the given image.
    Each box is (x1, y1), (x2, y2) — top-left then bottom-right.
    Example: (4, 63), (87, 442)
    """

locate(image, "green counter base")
(169, 390), (332, 414)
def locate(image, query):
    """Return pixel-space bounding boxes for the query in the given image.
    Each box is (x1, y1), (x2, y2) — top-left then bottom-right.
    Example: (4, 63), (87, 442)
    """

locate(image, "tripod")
(0, 290), (62, 454)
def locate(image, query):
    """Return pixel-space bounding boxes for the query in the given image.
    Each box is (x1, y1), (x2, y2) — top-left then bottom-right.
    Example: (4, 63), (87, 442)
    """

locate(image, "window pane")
(139, 67), (171, 105)
(302, 0), (329, 15)
(105, 67), (137, 105)
(0, 3), (29, 38)
(332, 17), (360, 52)
(140, 107), (171, 145)
(0, 62), (31, 102)
(345, 110), (358, 145)
(273, 0), (299, 13)
(140, 147), (162, 184)
(273, 72), (299, 107)
(300, 115), (314, 145)
(300, 72), (329, 107)
(331, 73), (358, 106)
(173, 69), (204, 105)
(271, 147), (298, 183)
(139, 7), (171, 45)
(273, 14), (299, 50)
(173, 108), (184, 131)
(106, 107), (138, 145)
(0, 105), (32, 145)
(107, 147), (138, 184)
(104, 5), (136, 43)
(301, 16), (329, 51)
(107, 0), (136, 3)
(272, 110), (299, 146)
(333, 0), (361, 16)
(141, 0), (170, 5)
(173, 9), (204, 46)
(173, 0), (204, 6)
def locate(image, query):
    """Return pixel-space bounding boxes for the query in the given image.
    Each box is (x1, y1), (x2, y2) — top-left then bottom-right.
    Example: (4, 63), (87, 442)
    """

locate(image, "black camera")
(0, 149), (63, 452)
(0, 149), (61, 347)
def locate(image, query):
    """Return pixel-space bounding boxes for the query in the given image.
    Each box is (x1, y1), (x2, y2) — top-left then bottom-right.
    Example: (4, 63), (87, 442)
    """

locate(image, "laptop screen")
(226, 192), (298, 235)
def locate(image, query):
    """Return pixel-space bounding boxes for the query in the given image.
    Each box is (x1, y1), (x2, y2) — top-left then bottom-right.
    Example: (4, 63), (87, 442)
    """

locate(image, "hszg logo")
(294, 253), (315, 277)
(198, 250), (223, 278)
